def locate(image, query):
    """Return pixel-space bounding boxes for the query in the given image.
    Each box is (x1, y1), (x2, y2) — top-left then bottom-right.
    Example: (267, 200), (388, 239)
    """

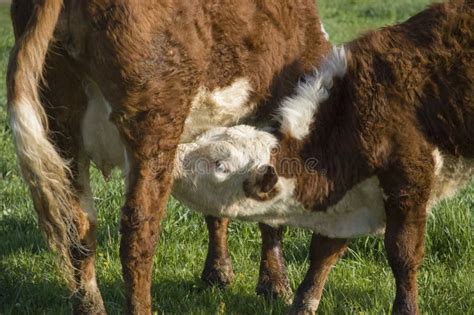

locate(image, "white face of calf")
(173, 125), (297, 220)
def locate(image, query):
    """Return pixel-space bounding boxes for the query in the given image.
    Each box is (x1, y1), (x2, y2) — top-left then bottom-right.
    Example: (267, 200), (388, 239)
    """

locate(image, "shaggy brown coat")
(254, 1), (472, 313)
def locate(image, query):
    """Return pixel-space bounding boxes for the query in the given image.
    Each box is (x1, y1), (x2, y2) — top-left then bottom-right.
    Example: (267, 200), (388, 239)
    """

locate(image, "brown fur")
(8, 0), (330, 313)
(263, 1), (473, 313)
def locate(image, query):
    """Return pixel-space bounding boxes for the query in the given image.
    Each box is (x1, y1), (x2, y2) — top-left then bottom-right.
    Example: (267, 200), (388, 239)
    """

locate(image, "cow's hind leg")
(379, 151), (433, 315)
(201, 216), (235, 287)
(26, 150), (105, 314)
(70, 156), (105, 315)
(256, 224), (291, 302)
(119, 129), (184, 313)
(289, 234), (348, 314)
(40, 52), (105, 314)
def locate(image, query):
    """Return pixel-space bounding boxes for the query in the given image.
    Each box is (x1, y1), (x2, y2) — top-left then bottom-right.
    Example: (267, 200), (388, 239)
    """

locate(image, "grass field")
(0, 1), (473, 314)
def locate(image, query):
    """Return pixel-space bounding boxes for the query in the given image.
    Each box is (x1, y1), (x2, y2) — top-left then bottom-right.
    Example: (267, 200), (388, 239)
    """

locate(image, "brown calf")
(173, 1), (474, 313)
(7, 0), (330, 313)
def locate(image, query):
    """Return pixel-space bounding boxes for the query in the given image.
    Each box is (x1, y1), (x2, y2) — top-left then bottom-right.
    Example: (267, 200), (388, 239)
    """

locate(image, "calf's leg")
(202, 218), (291, 301)
(378, 147), (435, 315)
(256, 223), (291, 302)
(289, 234), (348, 315)
(201, 216), (235, 287)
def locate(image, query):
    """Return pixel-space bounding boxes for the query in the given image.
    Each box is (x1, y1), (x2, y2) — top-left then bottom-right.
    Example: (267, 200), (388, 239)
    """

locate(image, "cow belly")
(81, 81), (126, 178)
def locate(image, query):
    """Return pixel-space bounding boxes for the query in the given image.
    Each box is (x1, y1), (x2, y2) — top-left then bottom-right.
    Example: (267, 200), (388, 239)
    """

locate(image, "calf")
(173, 1), (474, 313)
(7, 0), (330, 313)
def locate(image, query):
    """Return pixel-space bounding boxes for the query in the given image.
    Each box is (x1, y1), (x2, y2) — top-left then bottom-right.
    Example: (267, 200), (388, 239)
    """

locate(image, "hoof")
(256, 277), (292, 304)
(71, 291), (106, 315)
(287, 297), (320, 315)
(392, 298), (419, 315)
(201, 260), (235, 288)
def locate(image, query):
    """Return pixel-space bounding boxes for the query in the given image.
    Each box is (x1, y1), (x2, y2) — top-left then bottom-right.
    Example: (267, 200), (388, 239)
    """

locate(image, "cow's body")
(173, 1), (474, 313)
(8, 0), (330, 313)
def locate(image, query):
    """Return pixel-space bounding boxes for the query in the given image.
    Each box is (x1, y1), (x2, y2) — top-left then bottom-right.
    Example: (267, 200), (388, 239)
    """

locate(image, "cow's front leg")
(201, 216), (235, 287)
(289, 234), (348, 315)
(256, 223), (292, 302)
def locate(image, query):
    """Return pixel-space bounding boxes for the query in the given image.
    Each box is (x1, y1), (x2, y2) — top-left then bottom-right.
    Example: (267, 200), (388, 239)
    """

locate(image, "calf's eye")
(215, 161), (229, 173)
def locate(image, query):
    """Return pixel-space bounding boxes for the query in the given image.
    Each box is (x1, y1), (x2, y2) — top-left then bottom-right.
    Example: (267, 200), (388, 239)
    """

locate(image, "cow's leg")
(114, 92), (189, 314)
(70, 156), (105, 315)
(289, 234), (348, 315)
(27, 147), (105, 314)
(119, 150), (177, 313)
(26, 150), (104, 314)
(119, 146), (177, 314)
(201, 216), (235, 287)
(379, 155), (433, 315)
(256, 224), (291, 302)
(37, 48), (105, 313)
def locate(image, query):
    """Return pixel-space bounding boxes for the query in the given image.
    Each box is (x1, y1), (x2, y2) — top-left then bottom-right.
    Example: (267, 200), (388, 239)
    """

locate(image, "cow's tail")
(7, 0), (80, 287)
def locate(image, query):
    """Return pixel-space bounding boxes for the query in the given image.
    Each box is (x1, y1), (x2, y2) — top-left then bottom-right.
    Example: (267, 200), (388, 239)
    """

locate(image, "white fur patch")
(181, 78), (254, 142)
(305, 298), (321, 313)
(278, 47), (347, 140)
(82, 82), (125, 178)
(320, 22), (330, 40)
(428, 150), (474, 209)
(432, 149), (444, 176)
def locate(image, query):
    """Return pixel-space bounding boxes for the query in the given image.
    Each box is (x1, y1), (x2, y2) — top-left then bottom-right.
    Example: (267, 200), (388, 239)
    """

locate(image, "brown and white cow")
(7, 0), (330, 313)
(173, 1), (474, 313)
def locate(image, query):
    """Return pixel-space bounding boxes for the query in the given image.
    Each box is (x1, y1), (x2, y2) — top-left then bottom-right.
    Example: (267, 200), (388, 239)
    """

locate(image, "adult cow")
(7, 0), (330, 313)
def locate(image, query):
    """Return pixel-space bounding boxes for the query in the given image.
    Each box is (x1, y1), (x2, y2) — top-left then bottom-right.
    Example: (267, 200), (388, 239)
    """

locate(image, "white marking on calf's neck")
(278, 46), (347, 140)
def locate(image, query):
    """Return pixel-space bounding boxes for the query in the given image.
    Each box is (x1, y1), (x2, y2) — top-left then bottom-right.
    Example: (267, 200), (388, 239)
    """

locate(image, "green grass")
(0, 1), (473, 314)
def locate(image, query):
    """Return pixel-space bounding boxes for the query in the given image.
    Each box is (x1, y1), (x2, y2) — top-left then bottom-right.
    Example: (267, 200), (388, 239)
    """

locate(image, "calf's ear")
(244, 165), (279, 201)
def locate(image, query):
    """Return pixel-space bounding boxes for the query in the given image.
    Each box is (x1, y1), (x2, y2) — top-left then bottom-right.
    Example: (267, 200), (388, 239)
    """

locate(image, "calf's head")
(173, 125), (296, 219)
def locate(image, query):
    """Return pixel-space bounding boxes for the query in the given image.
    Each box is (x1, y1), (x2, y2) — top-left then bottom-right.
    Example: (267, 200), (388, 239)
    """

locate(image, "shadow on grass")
(0, 214), (121, 256)
(0, 216), (47, 257)
(0, 263), (70, 314)
(0, 274), (391, 315)
(151, 278), (288, 315)
(0, 265), (289, 315)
